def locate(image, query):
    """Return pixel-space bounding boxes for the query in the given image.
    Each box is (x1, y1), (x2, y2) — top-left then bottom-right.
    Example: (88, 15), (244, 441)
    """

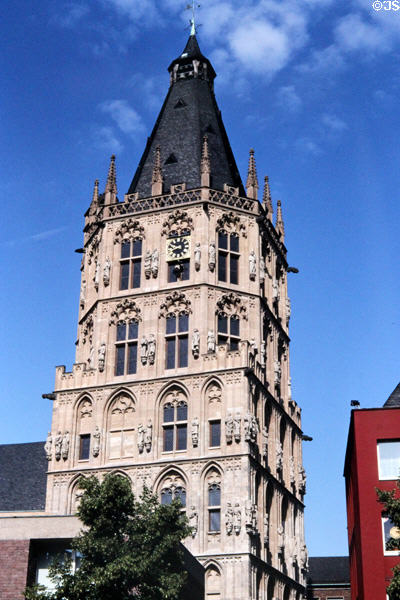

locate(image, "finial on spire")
(151, 146), (163, 196)
(246, 148), (259, 200)
(186, 1), (200, 35)
(88, 179), (99, 216)
(201, 135), (211, 187)
(105, 155), (117, 195)
(263, 176), (273, 220)
(276, 200), (285, 240)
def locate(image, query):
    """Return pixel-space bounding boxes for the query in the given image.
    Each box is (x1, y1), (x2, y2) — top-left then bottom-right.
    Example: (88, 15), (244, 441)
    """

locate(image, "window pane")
(181, 260), (190, 280)
(176, 424), (187, 450)
(166, 338), (176, 369)
(210, 421), (221, 447)
(378, 441), (400, 479)
(209, 509), (221, 532)
(132, 239), (142, 257)
(168, 263), (178, 283)
(120, 262), (130, 290)
(166, 315), (176, 335)
(117, 323), (127, 341)
(128, 321), (138, 340)
(174, 487), (186, 507)
(230, 254), (239, 284)
(79, 434), (90, 460)
(209, 484), (221, 506)
(218, 315), (228, 334)
(161, 488), (173, 504)
(230, 234), (239, 252)
(127, 343), (137, 374)
(132, 260), (141, 288)
(230, 339), (239, 351)
(230, 317), (240, 337)
(218, 253), (227, 282)
(163, 404), (174, 423)
(179, 336), (188, 368)
(115, 346), (125, 376)
(163, 427), (174, 452)
(121, 241), (131, 259)
(178, 314), (189, 332)
(217, 335), (228, 346)
(177, 402), (188, 421)
(218, 231), (228, 249)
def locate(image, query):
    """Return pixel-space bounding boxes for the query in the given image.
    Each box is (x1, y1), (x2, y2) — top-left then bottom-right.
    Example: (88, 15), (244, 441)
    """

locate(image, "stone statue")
(289, 456), (295, 485)
(225, 502), (234, 535)
(251, 416), (259, 443)
(249, 250), (257, 280)
(250, 338), (257, 354)
(261, 340), (266, 368)
(276, 440), (283, 472)
(189, 507), (198, 538)
(54, 431), (62, 461)
(191, 417), (199, 447)
(80, 279), (86, 308)
(259, 255), (266, 282)
(44, 432), (52, 461)
(92, 426), (101, 457)
(103, 257), (111, 286)
(194, 242), (201, 271)
(88, 345), (95, 368)
(145, 420), (152, 451)
(262, 426), (269, 462)
(299, 543), (309, 570)
(233, 412), (241, 442)
(137, 424), (145, 453)
(245, 500), (257, 534)
(244, 413), (251, 442)
(94, 260), (100, 290)
(98, 343), (106, 372)
(286, 297), (291, 325)
(208, 242), (216, 271)
(192, 329), (200, 358)
(233, 503), (242, 535)
(151, 249), (159, 278)
(288, 376), (292, 401)
(225, 413), (233, 444)
(144, 250), (152, 279)
(61, 431), (70, 460)
(207, 330), (216, 353)
(272, 278), (279, 302)
(277, 525), (284, 554)
(298, 466), (306, 495)
(263, 514), (269, 546)
(140, 336), (148, 365)
(147, 334), (156, 365)
(274, 359), (281, 384)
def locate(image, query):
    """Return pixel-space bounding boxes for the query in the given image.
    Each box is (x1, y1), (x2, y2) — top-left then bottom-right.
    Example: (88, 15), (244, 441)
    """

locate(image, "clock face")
(166, 236), (191, 261)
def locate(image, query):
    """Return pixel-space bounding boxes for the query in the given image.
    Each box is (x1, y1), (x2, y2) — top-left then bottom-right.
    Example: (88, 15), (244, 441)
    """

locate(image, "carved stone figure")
(151, 249), (159, 278)
(288, 376), (292, 400)
(207, 330), (216, 353)
(274, 359), (281, 384)
(192, 329), (200, 358)
(189, 507), (198, 538)
(260, 340), (266, 368)
(208, 242), (216, 271)
(141, 336), (148, 365)
(61, 431), (70, 460)
(98, 343), (106, 372)
(145, 420), (152, 451)
(260, 255), (266, 282)
(225, 413), (233, 444)
(103, 257), (111, 286)
(194, 242), (201, 271)
(225, 502), (234, 535)
(276, 440), (283, 472)
(191, 417), (199, 447)
(245, 500), (257, 535)
(299, 543), (309, 570)
(233, 412), (241, 442)
(272, 278), (279, 301)
(147, 334), (156, 365)
(44, 432), (52, 461)
(88, 345), (95, 368)
(80, 279), (86, 308)
(244, 413), (251, 442)
(92, 426), (101, 457)
(298, 466), (307, 495)
(54, 431), (62, 461)
(137, 424), (145, 453)
(262, 426), (269, 462)
(94, 260), (100, 290)
(144, 250), (152, 279)
(249, 250), (257, 280)
(264, 514), (269, 546)
(277, 525), (284, 554)
(286, 297), (291, 325)
(250, 338), (257, 354)
(233, 503), (242, 535)
(289, 456), (295, 485)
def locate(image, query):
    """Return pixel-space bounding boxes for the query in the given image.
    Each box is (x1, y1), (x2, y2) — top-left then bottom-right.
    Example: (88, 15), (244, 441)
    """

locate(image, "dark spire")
(127, 34), (244, 198)
(383, 383), (400, 407)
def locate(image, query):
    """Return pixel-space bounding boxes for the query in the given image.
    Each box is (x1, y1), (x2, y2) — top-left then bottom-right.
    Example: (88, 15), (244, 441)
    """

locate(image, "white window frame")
(382, 516), (400, 556)
(377, 440), (400, 480)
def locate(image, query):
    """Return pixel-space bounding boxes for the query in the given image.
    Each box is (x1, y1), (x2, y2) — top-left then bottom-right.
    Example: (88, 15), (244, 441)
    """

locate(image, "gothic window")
(168, 259), (190, 282)
(208, 483), (221, 532)
(76, 397), (92, 461)
(119, 239), (142, 290)
(161, 486), (187, 507)
(205, 565), (222, 599)
(217, 314), (240, 351)
(217, 231), (239, 284)
(79, 434), (90, 460)
(165, 313), (189, 369)
(108, 393), (135, 459)
(162, 401), (188, 451)
(115, 320), (139, 376)
(206, 382), (222, 448)
(209, 421), (221, 447)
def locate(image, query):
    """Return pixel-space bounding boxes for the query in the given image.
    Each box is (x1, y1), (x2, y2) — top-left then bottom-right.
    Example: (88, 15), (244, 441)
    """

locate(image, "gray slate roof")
(307, 556), (350, 585)
(0, 441), (47, 511)
(384, 382), (400, 407)
(128, 34), (244, 198)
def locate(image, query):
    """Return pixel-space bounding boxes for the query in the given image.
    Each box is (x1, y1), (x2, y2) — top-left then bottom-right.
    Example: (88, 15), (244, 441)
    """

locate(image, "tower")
(45, 32), (307, 600)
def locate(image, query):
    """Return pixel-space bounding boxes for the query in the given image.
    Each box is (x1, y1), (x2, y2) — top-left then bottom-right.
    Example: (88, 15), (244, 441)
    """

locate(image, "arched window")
(208, 483), (221, 532)
(162, 400), (188, 451)
(165, 313), (189, 369)
(159, 472), (187, 511)
(218, 230), (239, 284)
(115, 320), (139, 376)
(108, 393), (135, 459)
(77, 397), (92, 461)
(119, 239), (142, 290)
(206, 383), (222, 449)
(217, 313), (240, 351)
(205, 565), (222, 599)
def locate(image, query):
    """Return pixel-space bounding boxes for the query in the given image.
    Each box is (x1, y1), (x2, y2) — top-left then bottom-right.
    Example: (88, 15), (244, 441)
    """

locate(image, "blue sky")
(1, 0), (400, 557)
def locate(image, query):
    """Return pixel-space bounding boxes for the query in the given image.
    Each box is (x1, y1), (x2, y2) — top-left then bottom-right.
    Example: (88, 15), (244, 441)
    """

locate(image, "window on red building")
(377, 440), (400, 480)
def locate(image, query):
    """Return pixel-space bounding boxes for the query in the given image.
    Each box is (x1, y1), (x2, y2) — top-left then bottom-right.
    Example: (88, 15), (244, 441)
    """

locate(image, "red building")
(344, 384), (400, 600)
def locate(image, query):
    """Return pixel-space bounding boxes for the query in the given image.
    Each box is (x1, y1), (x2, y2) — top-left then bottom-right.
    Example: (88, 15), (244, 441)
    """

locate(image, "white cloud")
(321, 113), (347, 132)
(334, 13), (390, 53)
(51, 3), (89, 28)
(100, 100), (145, 136)
(277, 85), (302, 112)
(296, 136), (322, 155)
(95, 126), (123, 153)
(102, 0), (159, 22)
(298, 44), (345, 75)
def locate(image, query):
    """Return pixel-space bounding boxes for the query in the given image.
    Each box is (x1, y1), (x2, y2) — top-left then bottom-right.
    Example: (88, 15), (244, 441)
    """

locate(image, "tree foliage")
(377, 479), (400, 600)
(25, 474), (191, 600)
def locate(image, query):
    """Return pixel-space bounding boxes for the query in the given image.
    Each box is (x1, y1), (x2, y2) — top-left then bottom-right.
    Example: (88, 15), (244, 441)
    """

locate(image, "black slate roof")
(307, 556), (350, 585)
(384, 382), (400, 407)
(0, 441), (47, 511)
(128, 34), (244, 198)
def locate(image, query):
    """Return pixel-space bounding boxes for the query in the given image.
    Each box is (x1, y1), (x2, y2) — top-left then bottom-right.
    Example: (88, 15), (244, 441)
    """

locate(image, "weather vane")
(186, 1), (200, 35)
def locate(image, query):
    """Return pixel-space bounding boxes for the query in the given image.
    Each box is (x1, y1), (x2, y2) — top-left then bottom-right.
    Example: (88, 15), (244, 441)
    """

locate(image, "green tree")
(25, 473), (191, 600)
(377, 479), (400, 600)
